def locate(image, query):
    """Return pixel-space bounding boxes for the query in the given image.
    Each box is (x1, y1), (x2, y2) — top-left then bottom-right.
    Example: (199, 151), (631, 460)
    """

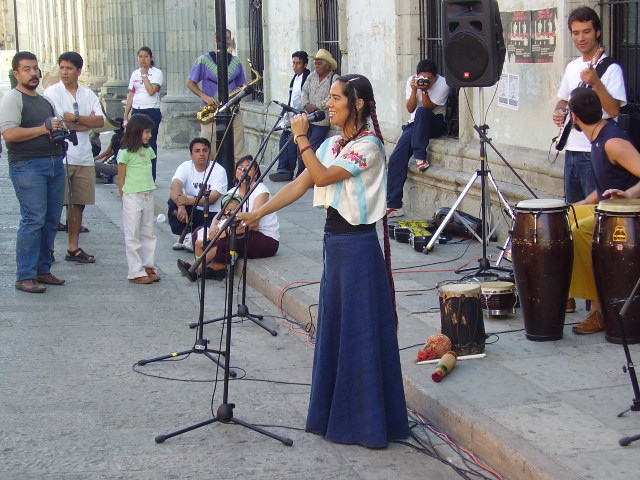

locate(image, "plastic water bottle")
(156, 214), (166, 223)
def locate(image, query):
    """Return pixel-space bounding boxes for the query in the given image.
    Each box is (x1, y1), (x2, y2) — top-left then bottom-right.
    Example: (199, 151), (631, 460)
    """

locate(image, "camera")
(45, 118), (78, 147)
(416, 76), (431, 87)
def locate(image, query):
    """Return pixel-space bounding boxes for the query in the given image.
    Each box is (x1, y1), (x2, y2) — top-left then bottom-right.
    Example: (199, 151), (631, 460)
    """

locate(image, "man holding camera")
(387, 59), (449, 217)
(45, 51), (105, 264)
(0, 51), (66, 293)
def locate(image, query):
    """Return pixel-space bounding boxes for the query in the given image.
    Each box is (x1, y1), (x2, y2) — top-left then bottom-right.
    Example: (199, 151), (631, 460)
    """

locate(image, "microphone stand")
(615, 275), (640, 446)
(189, 176), (277, 336)
(155, 198), (292, 446)
(136, 108), (241, 376)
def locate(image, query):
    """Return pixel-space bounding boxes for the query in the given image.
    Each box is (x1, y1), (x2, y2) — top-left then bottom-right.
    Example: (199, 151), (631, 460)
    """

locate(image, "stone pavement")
(2, 143), (640, 480)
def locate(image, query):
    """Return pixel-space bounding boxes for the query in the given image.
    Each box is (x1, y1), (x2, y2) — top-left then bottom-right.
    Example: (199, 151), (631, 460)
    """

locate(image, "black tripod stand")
(426, 89), (513, 279)
(137, 190), (235, 375)
(155, 213), (293, 445)
(189, 177), (277, 336)
(615, 275), (640, 446)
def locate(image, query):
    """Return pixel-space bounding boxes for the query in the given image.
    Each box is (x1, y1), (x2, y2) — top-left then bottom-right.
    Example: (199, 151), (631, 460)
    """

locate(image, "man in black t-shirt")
(0, 51), (67, 293)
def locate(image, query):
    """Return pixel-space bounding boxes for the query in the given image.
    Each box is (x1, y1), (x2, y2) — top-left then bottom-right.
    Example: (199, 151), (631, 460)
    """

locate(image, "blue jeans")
(9, 155), (65, 281)
(296, 124), (329, 177)
(564, 150), (596, 203)
(132, 107), (161, 181)
(387, 107), (446, 208)
(275, 130), (299, 175)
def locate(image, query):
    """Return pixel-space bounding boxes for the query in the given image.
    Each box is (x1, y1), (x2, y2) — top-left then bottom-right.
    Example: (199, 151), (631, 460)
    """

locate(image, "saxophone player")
(187, 29), (247, 165)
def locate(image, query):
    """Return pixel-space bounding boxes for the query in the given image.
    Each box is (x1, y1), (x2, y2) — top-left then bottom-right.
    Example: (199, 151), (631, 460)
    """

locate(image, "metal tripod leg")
(426, 171), (480, 252)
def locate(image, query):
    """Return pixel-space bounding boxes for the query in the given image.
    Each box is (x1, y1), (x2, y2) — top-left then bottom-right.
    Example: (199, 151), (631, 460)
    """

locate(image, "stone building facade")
(3, 0), (623, 233)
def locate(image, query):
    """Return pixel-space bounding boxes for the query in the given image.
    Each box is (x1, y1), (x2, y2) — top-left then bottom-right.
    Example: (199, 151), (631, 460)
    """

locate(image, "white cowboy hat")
(310, 49), (337, 71)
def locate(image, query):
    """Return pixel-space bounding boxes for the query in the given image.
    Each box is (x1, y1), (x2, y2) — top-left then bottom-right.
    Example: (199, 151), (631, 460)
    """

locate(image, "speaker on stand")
(427, 0), (512, 278)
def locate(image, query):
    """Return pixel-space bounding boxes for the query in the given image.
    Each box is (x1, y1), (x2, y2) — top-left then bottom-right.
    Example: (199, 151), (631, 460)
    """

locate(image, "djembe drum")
(438, 283), (485, 355)
(511, 199), (573, 341)
(592, 199), (640, 344)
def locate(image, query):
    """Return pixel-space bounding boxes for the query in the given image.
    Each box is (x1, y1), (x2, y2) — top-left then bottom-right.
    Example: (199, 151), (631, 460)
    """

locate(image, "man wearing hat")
(296, 48), (338, 178)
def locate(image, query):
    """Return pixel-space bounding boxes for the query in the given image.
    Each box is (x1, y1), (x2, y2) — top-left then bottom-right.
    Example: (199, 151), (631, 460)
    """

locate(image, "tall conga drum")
(511, 199), (573, 341)
(438, 284), (485, 355)
(592, 199), (640, 344)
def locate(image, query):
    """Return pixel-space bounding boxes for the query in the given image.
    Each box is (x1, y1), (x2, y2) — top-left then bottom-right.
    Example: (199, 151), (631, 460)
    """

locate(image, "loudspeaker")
(442, 0), (506, 88)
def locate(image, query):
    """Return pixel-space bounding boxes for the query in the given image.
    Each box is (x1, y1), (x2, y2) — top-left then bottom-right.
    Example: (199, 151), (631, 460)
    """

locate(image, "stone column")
(161, 0), (213, 147)
(100, 0), (135, 119)
(84, 1), (108, 90)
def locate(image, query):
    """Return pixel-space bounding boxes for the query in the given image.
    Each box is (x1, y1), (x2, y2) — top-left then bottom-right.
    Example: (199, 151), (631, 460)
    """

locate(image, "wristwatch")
(141, 74), (148, 78)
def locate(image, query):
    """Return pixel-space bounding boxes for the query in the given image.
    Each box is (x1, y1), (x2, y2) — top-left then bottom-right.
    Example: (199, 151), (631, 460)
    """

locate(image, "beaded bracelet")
(294, 134), (308, 144)
(299, 144), (313, 156)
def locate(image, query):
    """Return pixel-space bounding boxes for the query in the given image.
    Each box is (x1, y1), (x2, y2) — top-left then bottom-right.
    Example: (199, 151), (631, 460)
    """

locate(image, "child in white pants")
(117, 114), (160, 284)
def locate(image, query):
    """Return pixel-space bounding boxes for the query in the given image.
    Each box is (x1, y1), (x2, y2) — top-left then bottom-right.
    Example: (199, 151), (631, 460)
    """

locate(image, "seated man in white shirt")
(168, 137), (227, 250)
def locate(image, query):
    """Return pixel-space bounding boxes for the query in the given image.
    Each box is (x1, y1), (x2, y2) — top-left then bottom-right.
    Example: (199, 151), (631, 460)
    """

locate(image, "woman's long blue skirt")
(305, 228), (409, 448)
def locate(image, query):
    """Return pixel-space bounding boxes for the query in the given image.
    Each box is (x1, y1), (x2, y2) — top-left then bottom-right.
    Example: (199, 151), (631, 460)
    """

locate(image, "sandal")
(65, 248), (96, 264)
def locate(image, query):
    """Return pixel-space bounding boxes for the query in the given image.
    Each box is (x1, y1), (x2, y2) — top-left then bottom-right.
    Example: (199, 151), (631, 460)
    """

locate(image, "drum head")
(596, 198), (640, 215)
(480, 281), (515, 294)
(438, 283), (481, 298)
(516, 198), (567, 213)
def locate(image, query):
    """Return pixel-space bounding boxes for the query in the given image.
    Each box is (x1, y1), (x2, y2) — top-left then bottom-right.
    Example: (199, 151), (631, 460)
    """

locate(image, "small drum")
(512, 199), (573, 341)
(480, 281), (517, 316)
(592, 199), (640, 344)
(438, 284), (486, 355)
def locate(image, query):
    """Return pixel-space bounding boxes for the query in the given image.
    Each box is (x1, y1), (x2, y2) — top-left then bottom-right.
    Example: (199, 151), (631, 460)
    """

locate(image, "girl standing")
(124, 47), (163, 180)
(117, 114), (160, 285)
(238, 75), (409, 448)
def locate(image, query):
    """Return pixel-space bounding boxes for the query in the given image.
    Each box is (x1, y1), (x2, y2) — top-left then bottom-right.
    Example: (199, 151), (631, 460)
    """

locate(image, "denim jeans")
(387, 108), (446, 209)
(132, 107), (161, 181)
(9, 155), (65, 281)
(275, 130), (299, 175)
(564, 150), (596, 204)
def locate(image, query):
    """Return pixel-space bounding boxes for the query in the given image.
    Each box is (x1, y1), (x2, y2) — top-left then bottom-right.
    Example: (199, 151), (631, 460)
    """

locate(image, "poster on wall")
(501, 10), (532, 63)
(531, 8), (557, 63)
(498, 73), (519, 110)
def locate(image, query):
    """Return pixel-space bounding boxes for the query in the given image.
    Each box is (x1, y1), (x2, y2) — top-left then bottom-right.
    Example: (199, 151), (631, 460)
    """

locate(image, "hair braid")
(368, 101), (384, 144)
(382, 215), (399, 327)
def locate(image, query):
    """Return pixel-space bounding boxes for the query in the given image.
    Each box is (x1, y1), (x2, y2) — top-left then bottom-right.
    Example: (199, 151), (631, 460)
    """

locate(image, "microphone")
(272, 100), (303, 114)
(216, 85), (255, 115)
(275, 110), (326, 131)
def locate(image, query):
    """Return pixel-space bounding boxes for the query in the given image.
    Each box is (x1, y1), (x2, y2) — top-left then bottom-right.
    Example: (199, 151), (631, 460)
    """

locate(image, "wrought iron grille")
(601, 0), (640, 109)
(249, 0), (264, 102)
(316, 0), (341, 73)
(419, 0), (458, 137)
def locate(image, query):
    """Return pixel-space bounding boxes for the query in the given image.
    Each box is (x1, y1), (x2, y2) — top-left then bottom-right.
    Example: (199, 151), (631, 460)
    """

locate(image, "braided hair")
(334, 74), (384, 144)
(335, 74), (398, 326)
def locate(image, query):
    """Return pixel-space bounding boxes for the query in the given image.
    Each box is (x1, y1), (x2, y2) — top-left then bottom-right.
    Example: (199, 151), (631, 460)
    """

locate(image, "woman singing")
(238, 74), (409, 448)
(124, 47), (163, 180)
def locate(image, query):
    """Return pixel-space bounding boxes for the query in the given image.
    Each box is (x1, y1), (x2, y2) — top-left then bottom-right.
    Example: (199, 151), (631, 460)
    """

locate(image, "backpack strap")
(595, 56), (615, 79)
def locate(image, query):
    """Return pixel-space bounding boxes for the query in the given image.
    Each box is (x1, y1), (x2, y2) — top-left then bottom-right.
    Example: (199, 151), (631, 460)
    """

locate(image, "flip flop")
(65, 248), (96, 263)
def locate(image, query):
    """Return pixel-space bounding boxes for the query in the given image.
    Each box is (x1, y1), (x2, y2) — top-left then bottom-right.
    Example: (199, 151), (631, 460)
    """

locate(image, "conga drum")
(480, 281), (517, 316)
(511, 199), (573, 341)
(592, 199), (640, 344)
(438, 284), (485, 355)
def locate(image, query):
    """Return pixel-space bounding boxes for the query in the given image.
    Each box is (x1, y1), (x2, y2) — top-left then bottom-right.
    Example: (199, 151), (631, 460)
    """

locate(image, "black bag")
(432, 207), (482, 238)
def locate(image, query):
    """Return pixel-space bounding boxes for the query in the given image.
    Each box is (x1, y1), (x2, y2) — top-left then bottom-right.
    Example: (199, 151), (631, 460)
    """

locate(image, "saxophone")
(196, 59), (262, 125)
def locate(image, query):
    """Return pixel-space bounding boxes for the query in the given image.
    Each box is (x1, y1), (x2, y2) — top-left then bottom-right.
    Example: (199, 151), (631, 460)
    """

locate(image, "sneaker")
(571, 310), (604, 334)
(387, 207), (405, 218)
(566, 297), (576, 313)
(415, 158), (430, 172)
(145, 267), (161, 282)
(172, 241), (184, 250)
(182, 233), (194, 253)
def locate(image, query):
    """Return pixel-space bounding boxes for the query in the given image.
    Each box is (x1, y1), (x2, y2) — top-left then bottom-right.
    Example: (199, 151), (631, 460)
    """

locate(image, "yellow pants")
(569, 204), (598, 301)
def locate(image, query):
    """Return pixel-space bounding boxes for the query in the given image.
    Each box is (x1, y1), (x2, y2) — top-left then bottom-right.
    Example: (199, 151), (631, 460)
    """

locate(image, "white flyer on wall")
(498, 74), (519, 110)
